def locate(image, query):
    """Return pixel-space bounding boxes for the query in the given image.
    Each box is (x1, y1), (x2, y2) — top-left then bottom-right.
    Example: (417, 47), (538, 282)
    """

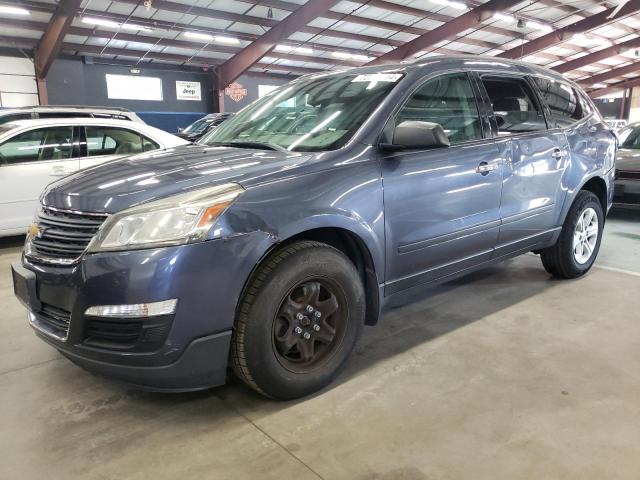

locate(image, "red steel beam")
(500, 0), (640, 59)
(368, 0), (525, 65)
(588, 76), (640, 98)
(578, 62), (640, 88)
(554, 36), (640, 74)
(35, 0), (82, 78)
(216, 0), (341, 89)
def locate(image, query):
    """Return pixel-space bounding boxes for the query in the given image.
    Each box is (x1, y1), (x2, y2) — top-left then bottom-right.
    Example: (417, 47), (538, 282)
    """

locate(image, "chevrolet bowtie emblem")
(27, 223), (43, 240)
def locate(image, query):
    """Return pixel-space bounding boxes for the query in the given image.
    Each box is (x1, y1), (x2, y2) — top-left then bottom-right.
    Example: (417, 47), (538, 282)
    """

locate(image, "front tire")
(231, 241), (365, 400)
(540, 190), (604, 279)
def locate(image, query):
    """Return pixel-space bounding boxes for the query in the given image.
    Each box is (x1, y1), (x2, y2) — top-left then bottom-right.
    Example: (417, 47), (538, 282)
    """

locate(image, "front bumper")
(12, 231), (274, 391)
(614, 178), (640, 205)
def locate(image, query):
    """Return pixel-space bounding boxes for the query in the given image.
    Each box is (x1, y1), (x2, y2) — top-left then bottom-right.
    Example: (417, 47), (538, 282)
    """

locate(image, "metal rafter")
(34, 0), (82, 78)
(589, 76), (640, 97)
(553, 36), (640, 74)
(368, 0), (526, 65)
(215, 0), (341, 88)
(499, 0), (640, 59)
(579, 62), (640, 88)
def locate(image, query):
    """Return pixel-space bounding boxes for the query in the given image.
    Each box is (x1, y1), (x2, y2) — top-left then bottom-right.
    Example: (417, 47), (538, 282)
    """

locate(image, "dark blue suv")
(12, 56), (617, 399)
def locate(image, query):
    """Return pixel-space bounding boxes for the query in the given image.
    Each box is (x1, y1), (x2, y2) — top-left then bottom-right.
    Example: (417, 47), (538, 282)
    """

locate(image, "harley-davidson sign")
(225, 82), (248, 102)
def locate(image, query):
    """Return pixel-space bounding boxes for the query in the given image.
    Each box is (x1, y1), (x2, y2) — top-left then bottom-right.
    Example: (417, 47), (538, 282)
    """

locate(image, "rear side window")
(0, 127), (74, 164)
(38, 112), (92, 119)
(482, 76), (546, 135)
(533, 77), (587, 127)
(396, 72), (482, 144)
(85, 126), (157, 156)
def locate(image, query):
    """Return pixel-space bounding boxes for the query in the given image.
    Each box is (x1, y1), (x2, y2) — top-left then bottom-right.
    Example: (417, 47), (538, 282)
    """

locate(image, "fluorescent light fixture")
(331, 51), (373, 62)
(0, 5), (30, 15)
(120, 23), (153, 32)
(493, 12), (514, 22)
(592, 83), (608, 89)
(214, 35), (239, 44)
(82, 17), (120, 28)
(430, 0), (467, 9)
(184, 31), (214, 41)
(275, 44), (313, 55)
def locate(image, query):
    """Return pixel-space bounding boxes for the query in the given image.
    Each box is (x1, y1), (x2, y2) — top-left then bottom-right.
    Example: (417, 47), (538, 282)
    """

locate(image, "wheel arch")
(238, 226), (383, 327)
(580, 176), (607, 215)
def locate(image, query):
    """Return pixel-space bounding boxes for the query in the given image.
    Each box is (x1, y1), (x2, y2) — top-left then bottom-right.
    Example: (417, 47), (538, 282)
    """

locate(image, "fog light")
(85, 299), (178, 318)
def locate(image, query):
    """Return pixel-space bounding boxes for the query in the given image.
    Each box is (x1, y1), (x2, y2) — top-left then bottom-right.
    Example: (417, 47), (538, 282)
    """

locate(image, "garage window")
(85, 127), (159, 157)
(482, 76), (546, 135)
(0, 126), (74, 164)
(106, 74), (163, 101)
(533, 77), (586, 127)
(396, 73), (482, 144)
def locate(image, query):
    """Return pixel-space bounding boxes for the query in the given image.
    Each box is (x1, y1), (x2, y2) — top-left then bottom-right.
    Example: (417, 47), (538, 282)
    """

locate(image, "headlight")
(88, 183), (243, 252)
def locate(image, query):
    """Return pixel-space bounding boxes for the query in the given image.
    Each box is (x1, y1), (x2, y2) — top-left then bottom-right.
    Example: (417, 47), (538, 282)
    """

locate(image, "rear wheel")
(231, 241), (365, 399)
(540, 190), (604, 279)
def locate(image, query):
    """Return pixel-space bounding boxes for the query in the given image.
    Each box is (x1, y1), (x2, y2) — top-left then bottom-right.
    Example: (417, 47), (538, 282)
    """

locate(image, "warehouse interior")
(1, 1), (640, 479)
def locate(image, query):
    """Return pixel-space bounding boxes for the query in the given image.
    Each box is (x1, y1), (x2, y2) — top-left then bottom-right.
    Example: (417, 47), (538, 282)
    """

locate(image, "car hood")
(42, 144), (320, 213)
(616, 148), (640, 172)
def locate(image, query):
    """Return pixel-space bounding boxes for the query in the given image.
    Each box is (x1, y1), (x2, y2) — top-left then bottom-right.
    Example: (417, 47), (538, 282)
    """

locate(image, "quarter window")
(533, 77), (587, 127)
(395, 73), (482, 144)
(0, 127), (74, 164)
(482, 76), (546, 135)
(85, 127), (159, 157)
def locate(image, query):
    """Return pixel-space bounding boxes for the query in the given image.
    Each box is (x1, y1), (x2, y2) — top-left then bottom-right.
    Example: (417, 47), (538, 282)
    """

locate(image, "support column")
(213, 89), (225, 113)
(36, 77), (48, 106)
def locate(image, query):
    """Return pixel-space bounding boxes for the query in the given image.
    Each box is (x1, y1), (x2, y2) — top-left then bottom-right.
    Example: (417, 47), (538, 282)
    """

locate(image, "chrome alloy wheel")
(573, 207), (599, 265)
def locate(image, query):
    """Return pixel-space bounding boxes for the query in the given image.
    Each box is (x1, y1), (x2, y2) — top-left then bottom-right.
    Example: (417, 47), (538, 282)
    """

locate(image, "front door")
(479, 74), (568, 255)
(0, 126), (79, 235)
(381, 72), (504, 295)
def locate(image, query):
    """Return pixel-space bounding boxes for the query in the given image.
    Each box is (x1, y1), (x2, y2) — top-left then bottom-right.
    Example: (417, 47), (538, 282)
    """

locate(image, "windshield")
(203, 72), (403, 152)
(183, 117), (213, 135)
(619, 126), (640, 149)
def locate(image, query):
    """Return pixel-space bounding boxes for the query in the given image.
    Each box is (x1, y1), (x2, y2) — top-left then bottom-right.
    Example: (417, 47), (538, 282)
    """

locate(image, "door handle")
(476, 162), (497, 176)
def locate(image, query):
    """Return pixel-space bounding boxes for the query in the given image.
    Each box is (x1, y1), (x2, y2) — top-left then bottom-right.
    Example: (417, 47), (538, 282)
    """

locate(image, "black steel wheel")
(231, 241), (365, 400)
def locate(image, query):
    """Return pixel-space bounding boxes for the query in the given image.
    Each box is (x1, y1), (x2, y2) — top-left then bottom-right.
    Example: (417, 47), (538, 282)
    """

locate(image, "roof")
(2, 1), (640, 96)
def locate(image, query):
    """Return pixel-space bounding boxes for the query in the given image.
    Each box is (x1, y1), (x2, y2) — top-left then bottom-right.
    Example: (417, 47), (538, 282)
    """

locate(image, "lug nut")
(314, 311), (321, 318)
(296, 313), (304, 321)
(303, 332), (311, 340)
(294, 326), (302, 335)
(313, 324), (320, 331)
(306, 305), (314, 313)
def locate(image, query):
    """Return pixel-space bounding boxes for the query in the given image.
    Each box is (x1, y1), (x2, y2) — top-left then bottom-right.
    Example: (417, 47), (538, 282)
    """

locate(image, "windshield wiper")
(207, 141), (286, 152)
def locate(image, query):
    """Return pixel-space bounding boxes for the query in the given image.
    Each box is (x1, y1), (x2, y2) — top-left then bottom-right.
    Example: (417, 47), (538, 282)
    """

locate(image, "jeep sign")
(176, 81), (202, 101)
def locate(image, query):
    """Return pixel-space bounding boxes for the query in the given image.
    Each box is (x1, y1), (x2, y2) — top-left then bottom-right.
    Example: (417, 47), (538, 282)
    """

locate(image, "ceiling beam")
(553, 36), (640, 74)
(35, 0), (82, 78)
(579, 62), (640, 88)
(588, 77), (640, 98)
(368, 0), (525, 65)
(499, 0), (640, 59)
(215, 0), (341, 89)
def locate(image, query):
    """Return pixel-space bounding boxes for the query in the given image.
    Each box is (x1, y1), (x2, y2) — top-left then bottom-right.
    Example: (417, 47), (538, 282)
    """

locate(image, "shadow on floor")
(0, 235), (25, 248)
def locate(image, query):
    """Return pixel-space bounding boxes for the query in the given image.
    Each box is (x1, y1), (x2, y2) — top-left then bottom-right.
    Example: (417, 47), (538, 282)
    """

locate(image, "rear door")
(0, 125), (80, 234)
(478, 74), (569, 256)
(381, 72), (504, 295)
(78, 125), (160, 170)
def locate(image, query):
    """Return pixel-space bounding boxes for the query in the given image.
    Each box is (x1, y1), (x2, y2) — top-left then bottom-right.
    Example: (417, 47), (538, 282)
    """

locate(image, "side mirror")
(380, 121), (450, 151)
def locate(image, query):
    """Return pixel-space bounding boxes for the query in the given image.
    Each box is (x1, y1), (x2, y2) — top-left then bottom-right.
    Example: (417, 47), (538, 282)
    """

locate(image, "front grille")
(617, 170), (640, 181)
(27, 206), (107, 264)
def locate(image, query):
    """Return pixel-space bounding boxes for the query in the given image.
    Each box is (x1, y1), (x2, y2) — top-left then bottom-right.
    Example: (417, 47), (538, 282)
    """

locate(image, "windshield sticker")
(352, 74), (403, 83)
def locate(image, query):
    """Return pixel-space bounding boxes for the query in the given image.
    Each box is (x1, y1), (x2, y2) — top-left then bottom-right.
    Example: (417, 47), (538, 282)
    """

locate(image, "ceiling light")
(331, 51), (373, 62)
(275, 45), (313, 55)
(493, 12), (514, 23)
(592, 83), (608, 89)
(82, 17), (120, 28)
(526, 20), (553, 32)
(430, 0), (467, 10)
(214, 36), (239, 44)
(0, 5), (30, 15)
(184, 31), (214, 41)
(120, 23), (153, 32)
(332, 51), (351, 60)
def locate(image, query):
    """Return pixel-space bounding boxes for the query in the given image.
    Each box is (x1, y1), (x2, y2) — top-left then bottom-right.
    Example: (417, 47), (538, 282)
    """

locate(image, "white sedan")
(0, 117), (189, 237)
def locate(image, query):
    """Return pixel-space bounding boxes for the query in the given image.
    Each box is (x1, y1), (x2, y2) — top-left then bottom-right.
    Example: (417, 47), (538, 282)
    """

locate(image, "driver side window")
(395, 72), (482, 144)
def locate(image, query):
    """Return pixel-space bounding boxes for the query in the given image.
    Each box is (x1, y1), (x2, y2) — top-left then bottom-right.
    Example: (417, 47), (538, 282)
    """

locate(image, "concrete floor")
(1, 207), (639, 480)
